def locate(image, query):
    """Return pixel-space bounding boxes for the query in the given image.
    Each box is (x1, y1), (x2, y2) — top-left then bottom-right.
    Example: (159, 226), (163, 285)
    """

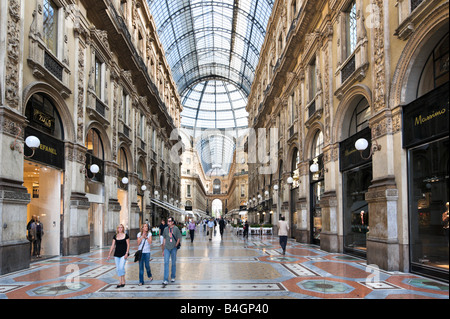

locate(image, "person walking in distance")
(207, 218), (215, 241)
(162, 217), (181, 285)
(278, 216), (289, 255)
(107, 224), (130, 288)
(188, 219), (196, 243)
(137, 223), (153, 285)
(243, 220), (249, 239)
(159, 219), (167, 245)
(219, 217), (226, 238)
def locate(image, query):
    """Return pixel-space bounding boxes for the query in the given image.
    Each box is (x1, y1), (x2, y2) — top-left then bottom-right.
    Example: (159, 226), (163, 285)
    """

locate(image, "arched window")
(213, 179), (221, 194)
(86, 128), (104, 160)
(25, 93), (64, 140)
(118, 147), (128, 172)
(85, 128), (104, 182)
(312, 131), (324, 159)
(417, 33), (449, 98)
(348, 97), (370, 137)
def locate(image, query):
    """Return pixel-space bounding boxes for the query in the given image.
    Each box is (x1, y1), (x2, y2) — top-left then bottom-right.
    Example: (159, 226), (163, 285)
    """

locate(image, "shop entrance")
(24, 160), (62, 258)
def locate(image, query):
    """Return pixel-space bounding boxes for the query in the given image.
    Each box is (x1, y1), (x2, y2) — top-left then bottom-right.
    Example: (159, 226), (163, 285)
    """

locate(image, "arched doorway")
(24, 92), (65, 258)
(117, 147), (129, 231)
(85, 128), (105, 248)
(290, 148), (299, 237)
(310, 130), (324, 245)
(401, 31), (449, 280)
(339, 96), (372, 257)
(211, 199), (223, 218)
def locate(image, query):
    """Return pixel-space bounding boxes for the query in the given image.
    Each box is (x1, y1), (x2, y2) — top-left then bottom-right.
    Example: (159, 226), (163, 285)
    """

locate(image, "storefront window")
(343, 163), (372, 253)
(310, 132), (324, 245)
(408, 138), (449, 274)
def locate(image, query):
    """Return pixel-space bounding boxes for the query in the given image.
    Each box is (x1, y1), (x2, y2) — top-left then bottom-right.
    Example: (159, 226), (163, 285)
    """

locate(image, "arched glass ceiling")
(146, 0), (274, 175)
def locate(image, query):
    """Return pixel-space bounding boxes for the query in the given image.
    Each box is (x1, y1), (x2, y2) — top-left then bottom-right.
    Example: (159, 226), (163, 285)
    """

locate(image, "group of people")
(106, 214), (290, 288)
(27, 215), (44, 258)
(201, 217), (227, 240)
(107, 217), (182, 288)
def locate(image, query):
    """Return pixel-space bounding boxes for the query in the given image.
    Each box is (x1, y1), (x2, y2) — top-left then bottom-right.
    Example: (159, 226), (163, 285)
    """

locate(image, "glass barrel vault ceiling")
(146, 0), (274, 175)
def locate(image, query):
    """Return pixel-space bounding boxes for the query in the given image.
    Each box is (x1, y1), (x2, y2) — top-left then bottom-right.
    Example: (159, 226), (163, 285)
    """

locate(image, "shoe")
(148, 277), (153, 282)
(138, 283), (143, 286)
(163, 281), (168, 285)
(171, 278), (175, 282)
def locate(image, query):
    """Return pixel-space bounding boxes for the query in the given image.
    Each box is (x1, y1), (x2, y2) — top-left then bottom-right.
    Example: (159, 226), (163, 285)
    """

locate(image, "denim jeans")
(164, 247), (177, 282)
(114, 256), (126, 277)
(279, 236), (288, 252)
(139, 252), (152, 283)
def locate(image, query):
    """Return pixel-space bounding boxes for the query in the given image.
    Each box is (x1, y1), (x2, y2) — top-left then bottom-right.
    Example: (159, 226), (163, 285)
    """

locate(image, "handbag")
(134, 236), (147, 262)
(172, 232), (181, 250)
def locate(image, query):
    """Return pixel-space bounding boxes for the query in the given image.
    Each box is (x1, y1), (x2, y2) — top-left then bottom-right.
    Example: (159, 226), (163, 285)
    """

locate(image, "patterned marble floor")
(0, 227), (448, 300)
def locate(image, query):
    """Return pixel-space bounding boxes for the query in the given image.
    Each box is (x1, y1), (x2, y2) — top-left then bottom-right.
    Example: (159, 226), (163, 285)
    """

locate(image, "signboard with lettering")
(403, 84), (449, 149)
(24, 126), (64, 170)
(339, 127), (371, 172)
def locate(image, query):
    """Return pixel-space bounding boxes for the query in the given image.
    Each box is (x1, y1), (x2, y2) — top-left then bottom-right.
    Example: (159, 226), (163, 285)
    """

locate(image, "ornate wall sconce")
(10, 126), (40, 159)
(355, 138), (382, 160)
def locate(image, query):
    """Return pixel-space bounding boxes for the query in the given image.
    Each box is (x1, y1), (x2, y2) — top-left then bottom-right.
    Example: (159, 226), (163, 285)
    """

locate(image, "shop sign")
(25, 126), (64, 170)
(339, 127), (371, 172)
(403, 84), (449, 148)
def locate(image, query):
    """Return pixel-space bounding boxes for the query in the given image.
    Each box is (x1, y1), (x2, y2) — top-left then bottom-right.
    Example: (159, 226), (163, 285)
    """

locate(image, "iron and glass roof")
(146, 0), (274, 174)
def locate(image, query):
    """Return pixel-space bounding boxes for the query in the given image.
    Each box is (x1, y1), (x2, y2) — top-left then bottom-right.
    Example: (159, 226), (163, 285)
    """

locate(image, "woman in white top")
(137, 223), (153, 285)
(278, 216), (289, 255)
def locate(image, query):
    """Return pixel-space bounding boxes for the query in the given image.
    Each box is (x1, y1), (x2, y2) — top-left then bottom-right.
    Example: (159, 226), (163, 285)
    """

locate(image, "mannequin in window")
(443, 202), (449, 245)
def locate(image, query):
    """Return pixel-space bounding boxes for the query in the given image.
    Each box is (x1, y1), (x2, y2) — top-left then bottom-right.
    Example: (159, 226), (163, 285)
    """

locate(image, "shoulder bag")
(134, 236), (147, 262)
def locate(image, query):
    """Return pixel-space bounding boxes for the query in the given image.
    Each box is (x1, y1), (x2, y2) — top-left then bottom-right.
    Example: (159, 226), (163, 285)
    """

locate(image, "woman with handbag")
(137, 223), (153, 285)
(107, 224), (130, 288)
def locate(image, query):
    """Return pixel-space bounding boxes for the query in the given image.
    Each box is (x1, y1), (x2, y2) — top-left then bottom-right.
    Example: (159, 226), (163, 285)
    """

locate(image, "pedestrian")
(159, 219), (167, 245)
(137, 223), (153, 285)
(243, 220), (249, 238)
(162, 217), (181, 285)
(219, 217), (226, 238)
(278, 216), (289, 255)
(107, 224), (130, 288)
(207, 218), (215, 240)
(27, 215), (36, 255)
(188, 219), (196, 243)
(203, 219), (207, 233)
(30, 216), (44, 258)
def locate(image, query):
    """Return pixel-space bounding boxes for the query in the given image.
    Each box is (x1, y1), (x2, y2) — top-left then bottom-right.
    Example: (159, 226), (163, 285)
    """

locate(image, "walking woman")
(137, 223), (153, 285)
(107, 224), (130, 288)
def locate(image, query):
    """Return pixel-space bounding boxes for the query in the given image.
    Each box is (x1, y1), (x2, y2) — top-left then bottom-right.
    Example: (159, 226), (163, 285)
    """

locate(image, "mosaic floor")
(0, 227), (448, 300)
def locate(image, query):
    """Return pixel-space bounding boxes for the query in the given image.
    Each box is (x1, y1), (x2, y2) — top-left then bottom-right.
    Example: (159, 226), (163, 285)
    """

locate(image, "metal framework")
(147, 0), (274, 174)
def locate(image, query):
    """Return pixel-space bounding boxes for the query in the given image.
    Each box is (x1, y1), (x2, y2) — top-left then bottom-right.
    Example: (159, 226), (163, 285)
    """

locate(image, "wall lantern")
(355, 138), (381, 160)
(141, 184), (147, 191)
(287, 176), (293, 184)
(10, 125), (40, 159)
(82, 163), (99, 181)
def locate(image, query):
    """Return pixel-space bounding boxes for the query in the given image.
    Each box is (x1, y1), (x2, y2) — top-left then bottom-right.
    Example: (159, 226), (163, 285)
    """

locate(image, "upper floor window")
(309, 59), (317, 101)
(122, 90), (129, 124)
(43, 0), (58, 54)
(346, 1), (357, 58)
(95, 57), (103, 98)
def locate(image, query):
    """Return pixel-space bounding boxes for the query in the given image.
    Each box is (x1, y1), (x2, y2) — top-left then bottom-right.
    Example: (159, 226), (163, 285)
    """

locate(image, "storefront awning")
(151, 198), (186, 216)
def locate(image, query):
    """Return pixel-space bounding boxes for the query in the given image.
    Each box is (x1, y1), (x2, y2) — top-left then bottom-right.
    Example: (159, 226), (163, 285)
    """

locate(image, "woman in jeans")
(137, 223), (153, 285)
(107, 224), (130, 288)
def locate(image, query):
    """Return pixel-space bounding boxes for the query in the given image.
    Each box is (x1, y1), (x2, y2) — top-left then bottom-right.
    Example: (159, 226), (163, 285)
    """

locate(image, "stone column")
(63, 143), (90, 256)
(0, 109), (31, 275)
